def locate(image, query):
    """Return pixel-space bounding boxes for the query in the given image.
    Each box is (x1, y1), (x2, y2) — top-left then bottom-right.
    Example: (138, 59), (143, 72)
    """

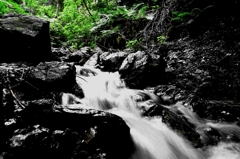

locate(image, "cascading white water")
(65, 66), (240, 159)
(109, 109), (204, 159)
(169, 102), (240, 145)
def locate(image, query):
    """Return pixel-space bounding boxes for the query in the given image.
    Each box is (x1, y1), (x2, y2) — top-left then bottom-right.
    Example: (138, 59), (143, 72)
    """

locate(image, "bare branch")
(6, 69), (25, 109)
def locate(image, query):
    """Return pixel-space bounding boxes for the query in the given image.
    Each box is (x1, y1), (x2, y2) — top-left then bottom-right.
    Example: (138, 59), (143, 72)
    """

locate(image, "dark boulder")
(0, 14), (53, 63)
(0, 61), (135, 158)
(161, 108), (203, 148)
(154, 85), (185, 103)
(191, 98), (240, 123)
(119, 51), (166, 89)
(101, 51), (128, 72)
(84, 53), (100, 67)
(28, 62), (76, 92)
(0, 103), (134, 159)
(142, 104), (164, 117)
(0, 62), (83, 100)
(143, 103), (203, 148)
(51, 47), (72, 59)
(0, 81), (3, 126)
(137, 100), (160, 115)
(63, 47), (93, 65)
(119, 51), (150, 89)
(84, 51), (128, 72)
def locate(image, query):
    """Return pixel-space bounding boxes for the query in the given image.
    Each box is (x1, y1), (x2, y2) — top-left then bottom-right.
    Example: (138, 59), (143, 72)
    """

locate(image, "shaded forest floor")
(149, 2), (240, 123)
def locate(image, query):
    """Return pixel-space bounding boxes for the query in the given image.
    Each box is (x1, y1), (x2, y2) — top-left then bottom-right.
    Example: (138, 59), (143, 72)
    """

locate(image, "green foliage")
(1, 0), (150, 49)
(23, 0), (56, 18)
(126, 39), (138, 50)
(101, 27), (119, 38)
(50, 0), (100, 49)
(151, 5), (159, 10)
(52, 1), (148, 49)
(105, 3), (147, 20)
(172, 11), (192, 21)
(91, 0), (116, 11)
(157, 35), (166, 45)
(91, 3), (147, 50)
(0, 0), (25, 16)
(137, 5), (147, 19)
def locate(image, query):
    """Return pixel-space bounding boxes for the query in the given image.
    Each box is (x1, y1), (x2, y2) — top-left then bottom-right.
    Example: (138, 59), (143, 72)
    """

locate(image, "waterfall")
(109, 109), (204, 159)
(64, 66), (240, 159)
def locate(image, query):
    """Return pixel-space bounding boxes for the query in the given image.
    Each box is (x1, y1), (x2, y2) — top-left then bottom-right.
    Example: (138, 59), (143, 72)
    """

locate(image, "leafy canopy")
(0, 0), (25, 16)
(0, 0), (150, 50)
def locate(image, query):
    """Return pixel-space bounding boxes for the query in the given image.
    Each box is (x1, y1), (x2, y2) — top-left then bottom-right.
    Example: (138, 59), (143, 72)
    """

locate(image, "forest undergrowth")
(1, 0), (199, 52)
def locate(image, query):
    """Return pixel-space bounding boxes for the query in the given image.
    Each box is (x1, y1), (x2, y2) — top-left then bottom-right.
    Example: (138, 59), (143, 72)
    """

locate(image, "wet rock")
(137, 92), (203, 148)
(27, 62), (76, 93)
(51, 47), (72, 58)
(119, 51), (166, 89)
(136, 99), (160, 115)
(119, 51), (149, 88)
(0, 62), (83, 100)
(142, 104), (164, 117)
(2, 88), (16, 121)
(0, 81), (4, 150)
(63, 47), (93, 65)
(154, 85), (185, 103)
(84, 53), (100, 68)
(51, 47), (71, 62)
(84, 51), (128, 72)
(64, 51), (86, 63)
(1, 103), (134, 159)
(24, 99), (55, 108)
(0, 14), (52, 63)
(201, 126), (222, 146)
(191, 98), (240, 123)
(101, 52), (128, 72)
(0, 81), (3, 122)
(98, 52), (111, 69)
(161, 108), (203, 148)
(80, 47), (92, 54)
(142, 101), (203, 148)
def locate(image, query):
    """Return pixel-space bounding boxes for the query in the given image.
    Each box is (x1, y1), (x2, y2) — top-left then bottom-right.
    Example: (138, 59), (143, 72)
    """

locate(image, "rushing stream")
(63, 66), (240, 159)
